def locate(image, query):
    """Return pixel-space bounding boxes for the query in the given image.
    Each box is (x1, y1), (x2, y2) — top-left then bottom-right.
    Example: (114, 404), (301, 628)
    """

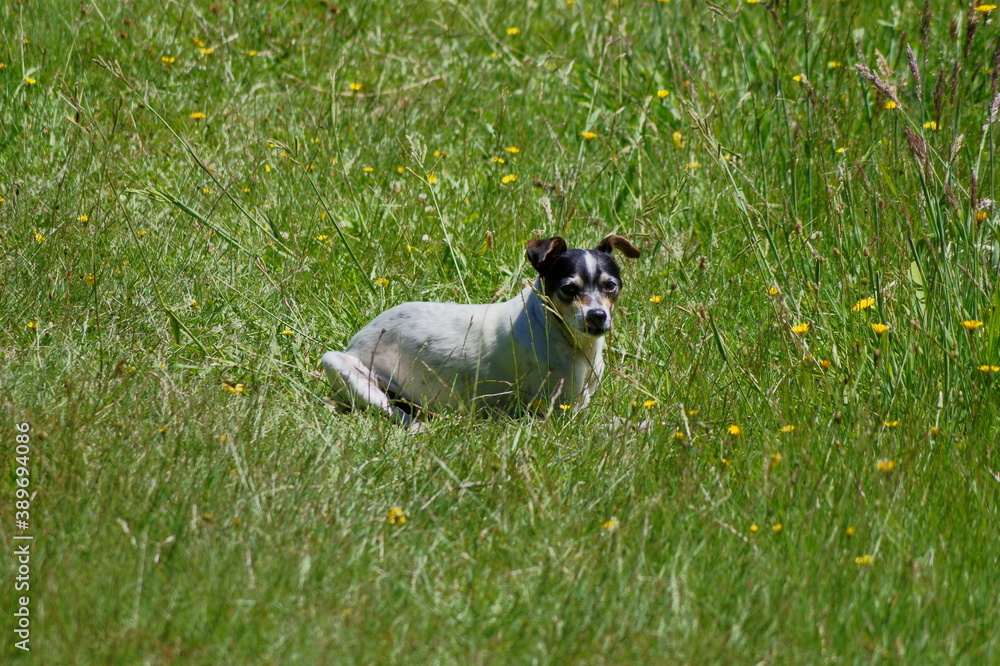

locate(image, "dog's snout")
(586, 309), (608, 328)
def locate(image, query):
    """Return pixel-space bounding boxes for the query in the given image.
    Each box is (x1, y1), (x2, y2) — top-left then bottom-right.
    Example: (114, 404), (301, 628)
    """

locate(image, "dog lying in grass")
(322, 235), (640, 428)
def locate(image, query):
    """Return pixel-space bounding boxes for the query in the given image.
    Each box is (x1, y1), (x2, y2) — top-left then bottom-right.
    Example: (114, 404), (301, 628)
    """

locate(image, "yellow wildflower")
(374, 277), (390, 287)
(884, 101), (897, 110)
(728, 424), (742, 437)
(34, 231), (45, 243)
(836, 147), (847, 154)
(779, 425), (796, 434)
(199, 48), (215, 55)
(975, 210), (988, 223)
(772, 523), (783, 533)
(580, 131), (598, 140)
(506, 27), (520, 36)
(768, 287), (779, 296)
(871, 323), (890, 336)
(771, 452), (782, 466)
(349, 82), (362, 91)
(792, 74), (803, 83)
(685, 161), (701, 169)
(161, 56), (176, 64)
(500, 174), (517, 184)
(978, 364), (1000, 373)
(643, 399), (657, 409)
(820, 359), (832, 370)
(674, 430), (685, 441)
(975, 4), (997, 13)
(961, 320), (984, 331)
(25, 77), (37, 85)
(791, 322), (810, 335)
(649, 295), (663, 304)
(876, 458), (896, 473)
(601, 518), (618, 532)
(386, 507), (407, 526)
(27, 321), (37, 329)
(749, 524), (759, 534)
(222, 381), (245, 394)
(362, 166), (374, 173)
(657, 89), (670, 99)
(559, 404), (571, 411)
(855, 554), (874, 566)
(923, 121), (938, 130)
(884, 420), (899, 428)
(852, 297), (876, 311)
(84, 274), (95, 286)
(672, 131), (684, 148)
(427, 173), (439, 184)
(506, 146), (520, 154)
(720, 458), (730, 467)
(845, 525), (856, 537)
(828, 61), (842, 68)
(491, 156), (505, 164)
(281, 330), (294, 336)
(190, 112), (206, 120)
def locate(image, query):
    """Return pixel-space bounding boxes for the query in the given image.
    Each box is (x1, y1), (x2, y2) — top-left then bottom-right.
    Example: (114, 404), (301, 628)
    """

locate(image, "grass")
(2, 0), (1000, 662)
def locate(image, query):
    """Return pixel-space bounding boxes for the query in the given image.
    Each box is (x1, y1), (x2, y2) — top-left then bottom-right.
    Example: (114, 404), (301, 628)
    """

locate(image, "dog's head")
(526, 235), (641, 337)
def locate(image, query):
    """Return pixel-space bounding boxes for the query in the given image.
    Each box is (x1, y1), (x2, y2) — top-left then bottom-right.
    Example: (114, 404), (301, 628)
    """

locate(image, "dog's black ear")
(595, 235), (640, 258)
(526, 236), (568, 275)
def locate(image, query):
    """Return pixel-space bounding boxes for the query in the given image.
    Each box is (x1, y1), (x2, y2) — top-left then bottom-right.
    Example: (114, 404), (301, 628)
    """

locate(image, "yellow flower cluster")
(852, 297), (875, 311)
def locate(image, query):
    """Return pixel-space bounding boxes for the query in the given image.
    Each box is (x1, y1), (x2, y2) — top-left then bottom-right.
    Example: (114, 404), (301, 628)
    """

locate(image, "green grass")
(3, 0), (1000, 662)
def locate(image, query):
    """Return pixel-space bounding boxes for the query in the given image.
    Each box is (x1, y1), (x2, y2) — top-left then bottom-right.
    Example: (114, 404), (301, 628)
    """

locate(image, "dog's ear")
(595, 235), (640, 258)
(526, 236), (568, 275)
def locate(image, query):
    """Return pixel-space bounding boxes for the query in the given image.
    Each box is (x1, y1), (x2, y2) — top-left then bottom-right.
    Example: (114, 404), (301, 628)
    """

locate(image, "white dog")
(321, 235), (640, 427)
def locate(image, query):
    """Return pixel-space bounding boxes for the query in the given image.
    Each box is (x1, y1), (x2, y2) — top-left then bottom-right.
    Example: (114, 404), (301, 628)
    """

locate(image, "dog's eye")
(604, 280), (619, 293)
(560, 284), (579, 298)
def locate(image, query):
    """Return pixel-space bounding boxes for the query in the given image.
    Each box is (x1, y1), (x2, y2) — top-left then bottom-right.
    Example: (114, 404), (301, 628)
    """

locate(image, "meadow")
(2, 0), (999, 662)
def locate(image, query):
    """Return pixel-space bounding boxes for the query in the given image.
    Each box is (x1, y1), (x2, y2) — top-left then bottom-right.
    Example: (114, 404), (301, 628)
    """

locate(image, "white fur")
(322, 278), (604, 425)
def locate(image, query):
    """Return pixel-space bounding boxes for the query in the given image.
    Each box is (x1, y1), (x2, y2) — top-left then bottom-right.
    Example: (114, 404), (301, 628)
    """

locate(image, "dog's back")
(343, 296), (526, 412)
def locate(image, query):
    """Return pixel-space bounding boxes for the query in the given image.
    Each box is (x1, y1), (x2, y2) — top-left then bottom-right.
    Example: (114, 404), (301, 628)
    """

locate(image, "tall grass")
(2, 0), (998, 662)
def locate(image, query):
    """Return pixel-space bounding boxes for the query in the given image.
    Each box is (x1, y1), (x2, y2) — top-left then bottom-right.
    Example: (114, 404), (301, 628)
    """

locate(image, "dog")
(321, 235), (640, 427)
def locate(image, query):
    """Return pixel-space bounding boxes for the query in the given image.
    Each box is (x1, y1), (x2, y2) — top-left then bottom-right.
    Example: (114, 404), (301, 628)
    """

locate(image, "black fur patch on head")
(539, 249), (622, 297)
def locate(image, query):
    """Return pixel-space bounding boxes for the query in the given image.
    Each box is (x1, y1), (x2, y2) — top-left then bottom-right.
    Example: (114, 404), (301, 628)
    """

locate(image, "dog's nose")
(586, 310), (608, 329)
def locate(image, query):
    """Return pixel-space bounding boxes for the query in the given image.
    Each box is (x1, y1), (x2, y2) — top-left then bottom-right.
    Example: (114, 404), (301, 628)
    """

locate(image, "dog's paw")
(407, 420), (430, 435)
